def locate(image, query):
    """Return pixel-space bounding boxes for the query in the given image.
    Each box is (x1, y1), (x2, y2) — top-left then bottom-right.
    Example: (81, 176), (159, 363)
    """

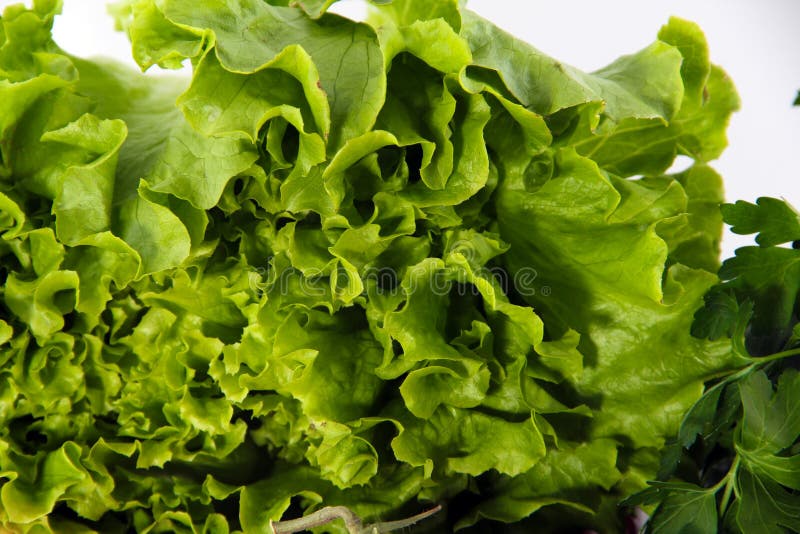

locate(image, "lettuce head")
(0, 0), (740, 532)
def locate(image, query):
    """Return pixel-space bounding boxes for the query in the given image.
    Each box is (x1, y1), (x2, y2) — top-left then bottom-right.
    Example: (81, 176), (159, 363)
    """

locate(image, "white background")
(2, 0), (799, 256)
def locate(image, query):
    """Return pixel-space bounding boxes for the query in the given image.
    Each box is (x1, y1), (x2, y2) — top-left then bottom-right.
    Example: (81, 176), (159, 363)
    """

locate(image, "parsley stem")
(717, 455), (740, 517)
(713, 347), (800, 388)
(755, 347), (800, 364)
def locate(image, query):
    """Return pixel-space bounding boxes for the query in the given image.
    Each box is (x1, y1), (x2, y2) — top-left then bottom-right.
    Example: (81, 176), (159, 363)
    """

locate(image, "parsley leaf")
(632, 370), (800, 534)
(691, 288), (740, 340)
(623, 482), (717, 534)
(694, 197), (800, 354)
(734, 466), (800, 533)
(722, 198), (800, 247)
(738, 370), (800, 453)
(634, 197), (800, 534)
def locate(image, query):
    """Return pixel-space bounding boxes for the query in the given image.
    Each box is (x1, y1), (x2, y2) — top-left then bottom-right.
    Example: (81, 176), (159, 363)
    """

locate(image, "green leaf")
(665, 164), (725, 272)
(738, 450), (800, 491)
(677, 379), (729, 450)
(40, 114), (127, 245)
(400, 359), (491, 418)
(4, 269), (78, 343)
(378, 258), (459, 378)
(374, 55), (457, 191)
(144, 119), (258, 211)
(737, 370), (800, 490)
(159, 0), (385, 151)
(374, 0), (461, 31)
(720, 247), (798, 292)
(67, 57), (197, 273)
(691, 289), (740, 340)
(0, 1), (749, 531)
(397, 92), (492, 208)
(305, 420), (381, 489)
(497, 148), (739, 449)
(120, 0), (206, 70)
(692, 197), (800, 354)
(178, 44), (330, 141)
(458, 440), (621, 527)
(63, 232), (141, 321)
(461, 11), (684, 121)
(370, 5), (469, 73)
(722, 198), (800, 247)
(721, 247), (800, 351)
(624, 482), (717, 534)
(734, 469), (800, 534)
(646, 487), (718, 534)
(739, 371), (800, 452)
(559, 19), (738, 177)
(390, 405), (546, 477)
(0, 442), (88, 524)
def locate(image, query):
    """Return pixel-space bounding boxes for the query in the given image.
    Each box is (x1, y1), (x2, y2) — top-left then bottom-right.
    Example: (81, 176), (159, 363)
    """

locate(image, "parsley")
(628, 197), (800, 533)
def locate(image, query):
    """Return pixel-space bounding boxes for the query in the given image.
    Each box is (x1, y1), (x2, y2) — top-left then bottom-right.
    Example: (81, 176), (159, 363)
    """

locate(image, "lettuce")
(0, 0), (740, 532)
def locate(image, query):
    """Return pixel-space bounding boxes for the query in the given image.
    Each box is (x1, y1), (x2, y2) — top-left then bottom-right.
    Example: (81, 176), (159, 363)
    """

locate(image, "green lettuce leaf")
(0, 0), (743, 532)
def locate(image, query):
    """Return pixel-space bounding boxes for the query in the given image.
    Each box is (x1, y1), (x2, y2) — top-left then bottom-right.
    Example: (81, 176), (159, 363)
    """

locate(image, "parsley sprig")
(624, 197), (800, 533)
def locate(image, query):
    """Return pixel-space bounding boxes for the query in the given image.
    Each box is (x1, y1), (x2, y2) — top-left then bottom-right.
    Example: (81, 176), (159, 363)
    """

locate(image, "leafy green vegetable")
(0, 0), (744, 532)
(631, 196), (800, 533)
(623, 481), (718, 534)
(628, 369), (800, 534)
(694, 197), (800, 354)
